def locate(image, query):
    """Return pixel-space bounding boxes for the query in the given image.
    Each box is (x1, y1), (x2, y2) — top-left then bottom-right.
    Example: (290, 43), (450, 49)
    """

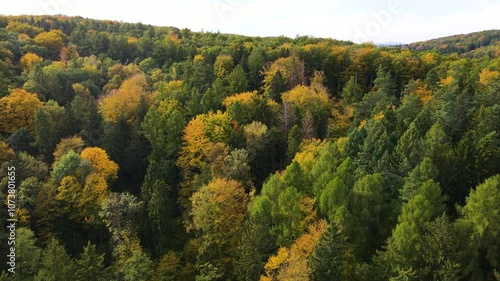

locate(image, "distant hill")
(376, 42), (404, 47)
(405, 29), (500, 57)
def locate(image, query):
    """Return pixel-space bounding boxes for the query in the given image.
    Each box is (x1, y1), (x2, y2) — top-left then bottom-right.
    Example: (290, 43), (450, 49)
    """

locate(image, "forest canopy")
(0, 15), (499, 281)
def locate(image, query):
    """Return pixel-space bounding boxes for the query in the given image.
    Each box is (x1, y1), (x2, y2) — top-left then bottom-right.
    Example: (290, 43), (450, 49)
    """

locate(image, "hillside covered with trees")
(0, 15), (499, 281)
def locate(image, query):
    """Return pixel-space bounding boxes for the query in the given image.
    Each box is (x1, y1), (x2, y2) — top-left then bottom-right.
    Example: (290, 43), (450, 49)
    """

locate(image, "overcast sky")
(1, 0), (499, 43)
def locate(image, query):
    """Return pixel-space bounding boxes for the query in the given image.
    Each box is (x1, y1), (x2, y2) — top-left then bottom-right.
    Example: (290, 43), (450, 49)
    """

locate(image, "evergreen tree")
(75, 241), (110, 281)
(266, 70), (287, 102)
(35, 238), (76, 281)
(15, 228), (42, 281)
(376, 180), (446, 279)
(121, 251), (153, 281)
(287, 125), (302, 163)
(341, 76), (364, 104)
(34, 109), (57, 161)
(456, 175), (500, 280)
(309, 223), (353, 281)
(227, 64), (249, 94)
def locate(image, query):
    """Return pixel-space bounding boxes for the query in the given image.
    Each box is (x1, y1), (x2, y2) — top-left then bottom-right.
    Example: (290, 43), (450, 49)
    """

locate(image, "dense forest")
(0, 15), (499, 281)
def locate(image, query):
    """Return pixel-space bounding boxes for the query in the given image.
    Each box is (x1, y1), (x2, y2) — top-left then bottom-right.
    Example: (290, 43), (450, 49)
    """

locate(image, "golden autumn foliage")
(292, 139), (326, 174)
(53, 136), (84, 162)
(5, 21), (44, 37)
(243, 121), (268, 141)
(178, 110), (233, 174)
(214, 54), (234, 78)
(56, 175), (83, 213)
(81, 147), (119, 184)
(167, 30), (182, 44)
(75, 147), (119, 216)
(17, 34), (31, 42)
(127, 36), (138, 45)
(0, 141), (15, 164)
(99, 74), (151, 124)
(282, 85), (330, 112)
(330, 102), (354, 138)
(222, 91), (258, 108)
(55, 147), (118, 223)
(83, 173), (109, 202)
(421, 52), (436, 66)
(20, 52), (44, 72)
(0, 88), (43, 133)
(194, 54), (204, 63)
(358, 119), (367, 130)
(153, 251), (182, 280)
(440, 76), (454, 86)
(190, 178), (249, 250)
(261, 220), (328, 281)
(107, 63), (143, 80)
(201, 111), (233, 144)
(479, 69), (500, 86)
(34, 30), (66, 52)
(15, 208), (31, 225)
(177, 111), (233, 201)
(374, 111), (385, 121)
(177, 116), (212, 171)
(115, 230), (144, 268)
(154, 80), (184, 101)
(262, 57), (292, 85)
(337, 137), (349, 153)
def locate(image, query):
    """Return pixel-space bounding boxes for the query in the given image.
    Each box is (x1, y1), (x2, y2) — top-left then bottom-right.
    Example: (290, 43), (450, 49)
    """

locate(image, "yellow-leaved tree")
(0, 88), (43, 133)
(54, 147), (118, 224)
(34, 30), (66, 57)
(98, 74), (151, 124)
(261, 220), (327, 281)
(81, 147), (119, 197)
(53, 136), (85, 162)
(20, 52), (44, 72)
(190, 178), (249, 278)
(177, 111), (233, 208)
(0, 141), (15, 164)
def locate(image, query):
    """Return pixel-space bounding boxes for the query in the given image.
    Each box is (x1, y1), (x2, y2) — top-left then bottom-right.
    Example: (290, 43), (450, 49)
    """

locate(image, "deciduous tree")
(0, 89), (42, 134)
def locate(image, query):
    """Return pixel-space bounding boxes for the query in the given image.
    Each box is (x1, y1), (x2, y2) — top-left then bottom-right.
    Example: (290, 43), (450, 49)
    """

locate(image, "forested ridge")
(0, 15), (499, 281)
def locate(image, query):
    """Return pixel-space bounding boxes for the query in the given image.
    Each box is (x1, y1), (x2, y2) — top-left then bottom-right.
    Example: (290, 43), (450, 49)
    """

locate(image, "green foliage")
(319, 177), (350, 223)
(272, 186), (303, 246)
(1, 15), (500, 280)
(456, 175), (500, 280)
(35, 238), (76, 281)
(376, 179), (447, 280)
(15, 228), (42, 281)
(75, 242), (110, 281)
(349, 173), (386, 259)
(341, 76), (364, 104)
(227, 64), (249, 94)
(309, 223), (353, 281)
(400, 157), (439, 202)
(121, 251), (153, 281)
(100, 192), (144, 236)
(51, 150), (90, 186)
(195, 263), (223, 281)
